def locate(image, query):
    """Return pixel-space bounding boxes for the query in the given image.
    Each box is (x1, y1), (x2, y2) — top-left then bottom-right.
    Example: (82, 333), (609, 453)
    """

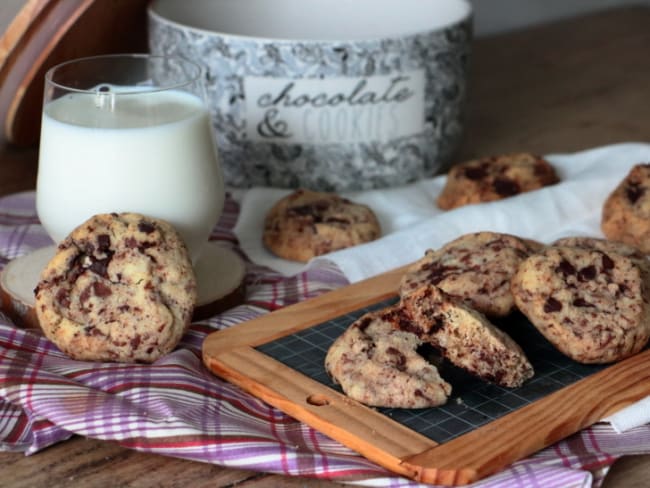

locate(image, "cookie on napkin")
(263, 189), (381, 262)
(601, 163), (650, 253)
(34, 212), (197, 363)
(437, 153), (559, 210)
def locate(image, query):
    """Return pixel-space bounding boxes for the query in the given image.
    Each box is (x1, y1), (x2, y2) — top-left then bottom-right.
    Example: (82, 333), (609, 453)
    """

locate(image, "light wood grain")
(406, 353), (650, 484)
(1, 5), (650, 487)
(0, 0), (50, 66)
(0, 0), (149, 146)
(204, 265), (407, 354)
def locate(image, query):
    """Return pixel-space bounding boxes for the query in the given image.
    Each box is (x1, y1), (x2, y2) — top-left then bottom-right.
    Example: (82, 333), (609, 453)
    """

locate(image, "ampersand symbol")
(257, 108), (291, 138)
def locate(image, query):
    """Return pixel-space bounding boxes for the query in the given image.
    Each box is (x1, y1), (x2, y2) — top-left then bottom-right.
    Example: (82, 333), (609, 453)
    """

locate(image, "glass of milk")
(37, 54), (224, 263)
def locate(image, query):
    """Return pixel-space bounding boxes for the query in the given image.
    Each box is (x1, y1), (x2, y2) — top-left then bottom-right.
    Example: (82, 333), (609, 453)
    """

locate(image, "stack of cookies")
(326, 231), (650, 409)
(266, 154), (650, 410)
(325, 159), (650, 410)
(325, 231), (539, 409)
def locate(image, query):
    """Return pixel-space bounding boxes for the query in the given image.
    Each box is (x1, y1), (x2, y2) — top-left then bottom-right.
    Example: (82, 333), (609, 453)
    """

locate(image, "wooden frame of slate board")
(202, 264), (650, 486)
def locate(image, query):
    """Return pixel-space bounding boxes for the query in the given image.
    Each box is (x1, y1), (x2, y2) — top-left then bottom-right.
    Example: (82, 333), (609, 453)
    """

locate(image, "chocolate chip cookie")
(397, 284), (534, 388)
(601, 163), (650, 253)
(511, 245), (650, 364)
(325, 307), (451, 408)
(399, 232), (542, 317)
(35, 212), (197, 363)
(437, 153), (559, 210)
(263, 189), (381, 262)
(553, 236), (647, 264)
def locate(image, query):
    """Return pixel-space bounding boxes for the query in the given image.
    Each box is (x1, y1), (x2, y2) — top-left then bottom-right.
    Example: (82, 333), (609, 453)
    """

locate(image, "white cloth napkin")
(233, 141), (650, 431)
(604, 396), (650, 433)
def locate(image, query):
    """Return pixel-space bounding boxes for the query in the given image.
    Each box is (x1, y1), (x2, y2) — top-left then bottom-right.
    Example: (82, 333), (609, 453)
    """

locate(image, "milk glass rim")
(44, 53), (204, 95)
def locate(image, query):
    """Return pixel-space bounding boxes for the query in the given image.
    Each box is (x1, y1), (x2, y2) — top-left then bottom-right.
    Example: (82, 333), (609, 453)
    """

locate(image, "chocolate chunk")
(421, 263), (458, 285)
(93, 282), (112, 297)
(97, 234), (111, 251)
(323, 217), (351, 225)
(463, 164), (488, 180)
(79, 286), (91, 304)
(130, 335), (141, 349)
(386, 347), (407, 371)
(88, 257), (111, 278)
(573, 298), (595, 308)
(544, 296), (562, 313)
(578, 265), (597, 281)
(125, 236), (157, 253)
(626, 182), (645, 204)
(357, 316), (373, 332)
(290, 202), (329, 215)
(601, 254), (615, 271)
(387, 309), (423, 336)
(56, 288), (71, 308)
(421, 314), (446, 334)
(556, 259), (577, 277)
(138, 221), (156, 234)
(493, 177), (520, 197)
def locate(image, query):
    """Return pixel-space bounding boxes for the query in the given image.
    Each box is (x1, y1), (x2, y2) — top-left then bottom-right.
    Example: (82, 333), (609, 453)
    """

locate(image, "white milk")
(37, 89), (223, 261)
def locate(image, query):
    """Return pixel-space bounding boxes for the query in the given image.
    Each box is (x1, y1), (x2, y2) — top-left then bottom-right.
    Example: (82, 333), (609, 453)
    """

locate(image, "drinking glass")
(37, 53), (224, 263)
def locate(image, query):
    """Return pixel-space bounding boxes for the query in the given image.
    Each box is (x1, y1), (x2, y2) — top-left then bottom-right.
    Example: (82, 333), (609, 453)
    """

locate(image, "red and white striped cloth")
(2, 190), (650, 488)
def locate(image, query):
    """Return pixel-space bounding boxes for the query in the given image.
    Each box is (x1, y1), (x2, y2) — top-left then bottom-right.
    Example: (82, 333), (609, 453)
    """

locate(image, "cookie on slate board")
(511, 245), (650, 364)
(552, 236), (648, 266)
(263, 189), (381, 262)
(437, 153), (559, 210)
(399, 232), (543, 317)
(397, 284), (535, 388)
(34, 212), (197, 363)
(601, 163), (650, 253)
(325, 308), (452, 408)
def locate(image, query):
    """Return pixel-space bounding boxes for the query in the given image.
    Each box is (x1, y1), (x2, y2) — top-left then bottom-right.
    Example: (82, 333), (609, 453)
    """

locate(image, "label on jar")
(244, 69), (425, 145)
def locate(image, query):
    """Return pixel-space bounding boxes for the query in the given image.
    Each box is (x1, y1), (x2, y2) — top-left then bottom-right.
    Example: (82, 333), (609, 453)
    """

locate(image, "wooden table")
(1, 6), (649, 487)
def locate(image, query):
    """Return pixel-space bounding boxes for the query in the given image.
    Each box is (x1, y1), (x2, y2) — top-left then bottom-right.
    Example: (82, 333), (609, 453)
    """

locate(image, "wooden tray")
(202, 265), (650, 486)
